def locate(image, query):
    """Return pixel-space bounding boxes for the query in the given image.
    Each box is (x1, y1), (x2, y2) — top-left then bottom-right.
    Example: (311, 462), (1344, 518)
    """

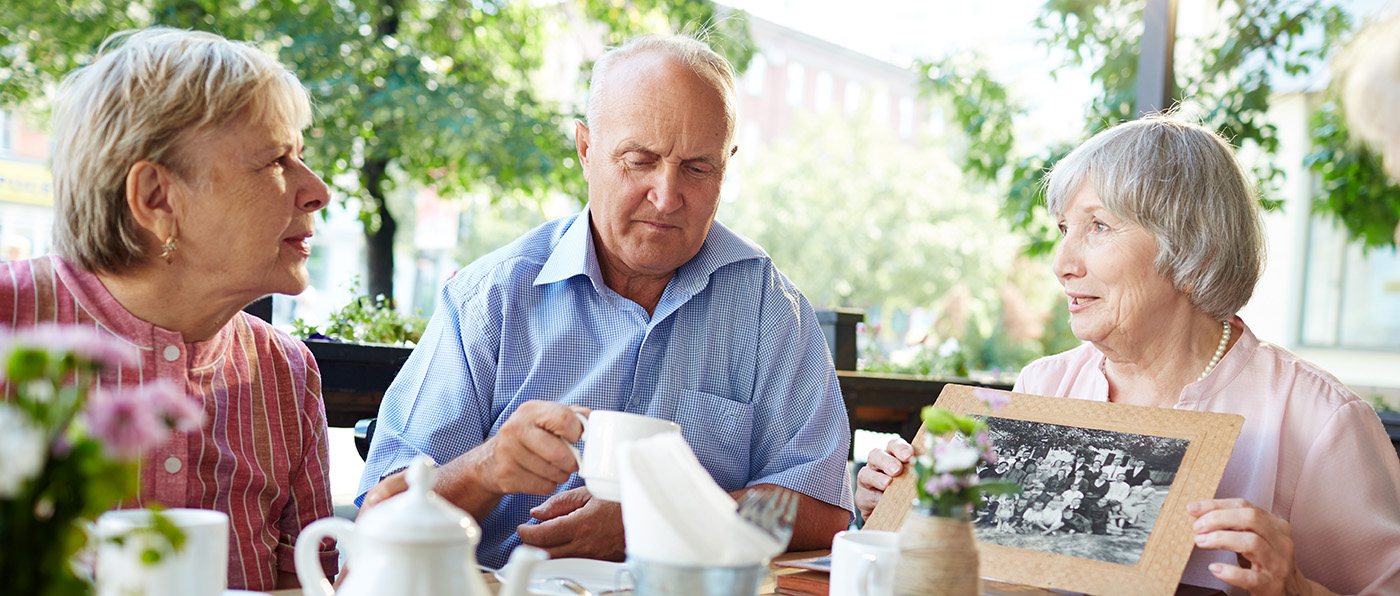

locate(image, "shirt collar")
(535, 207), (598, 287)
(533, 205), (768, 297)
(50, 255), (234, 367)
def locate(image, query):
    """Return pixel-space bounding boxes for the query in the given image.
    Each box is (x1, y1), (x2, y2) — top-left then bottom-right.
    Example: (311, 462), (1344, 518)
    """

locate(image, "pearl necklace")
(1198, 320), (1231, 382)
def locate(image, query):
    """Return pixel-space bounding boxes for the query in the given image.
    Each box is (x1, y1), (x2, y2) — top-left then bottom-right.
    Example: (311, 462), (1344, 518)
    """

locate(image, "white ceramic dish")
(495, 558), (625, 596)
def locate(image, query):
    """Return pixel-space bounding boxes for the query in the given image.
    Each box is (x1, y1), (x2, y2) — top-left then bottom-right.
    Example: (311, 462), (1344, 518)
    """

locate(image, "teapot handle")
(296, 517), (355, 596)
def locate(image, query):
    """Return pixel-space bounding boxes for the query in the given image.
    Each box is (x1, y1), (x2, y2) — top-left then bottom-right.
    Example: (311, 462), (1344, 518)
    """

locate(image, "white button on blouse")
(163, 344), (180, 362)
(164, 455), (182, 474)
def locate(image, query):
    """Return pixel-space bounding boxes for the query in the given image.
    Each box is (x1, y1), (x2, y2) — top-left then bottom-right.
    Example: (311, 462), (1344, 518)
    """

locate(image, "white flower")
(23, 380), (55, 403)
(932, 438), (981, 474)
(0, 403), (47, 498)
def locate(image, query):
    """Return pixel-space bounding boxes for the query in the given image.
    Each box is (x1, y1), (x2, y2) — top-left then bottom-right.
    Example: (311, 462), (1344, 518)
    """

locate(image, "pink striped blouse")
(1, 255), (337, 591)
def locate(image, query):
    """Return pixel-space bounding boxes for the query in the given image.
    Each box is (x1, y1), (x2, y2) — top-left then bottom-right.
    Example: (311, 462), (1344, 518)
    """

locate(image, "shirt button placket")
(156, 340), (188, 504)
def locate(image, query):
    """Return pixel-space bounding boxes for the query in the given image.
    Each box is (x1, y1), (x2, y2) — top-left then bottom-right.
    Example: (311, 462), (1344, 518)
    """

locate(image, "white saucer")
(224, 590), (271, 595)
(496, 558), (625, 596)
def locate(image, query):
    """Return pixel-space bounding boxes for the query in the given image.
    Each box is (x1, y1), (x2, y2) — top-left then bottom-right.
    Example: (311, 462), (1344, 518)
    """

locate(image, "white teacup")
(830, 529), (899, 596)
(566, 410), (682, 501)
(95, 508), (229, 596)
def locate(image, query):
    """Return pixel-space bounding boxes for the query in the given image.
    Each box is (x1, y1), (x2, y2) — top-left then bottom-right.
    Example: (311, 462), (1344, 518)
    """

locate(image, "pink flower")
(8, 323), (139, 370)
(143, 379), (205, 433)
(85, 385), (169, 460)
(924, 473), (959, 495)
(973, 388), (1012, 413)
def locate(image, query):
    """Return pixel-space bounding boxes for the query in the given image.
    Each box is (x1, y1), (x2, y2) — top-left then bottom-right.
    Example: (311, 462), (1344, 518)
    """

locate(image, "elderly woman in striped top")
(0, 28), (334, 591)
(856, 116), (1400, 595)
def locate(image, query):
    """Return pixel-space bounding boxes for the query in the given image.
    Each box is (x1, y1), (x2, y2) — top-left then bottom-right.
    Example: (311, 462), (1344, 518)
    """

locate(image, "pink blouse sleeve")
(1287, 400), (1400, 595)
(274, 342), (338, 577)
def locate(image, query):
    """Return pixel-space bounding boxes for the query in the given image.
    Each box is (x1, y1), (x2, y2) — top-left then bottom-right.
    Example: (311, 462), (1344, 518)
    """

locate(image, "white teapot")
(295, 455), (546, 596)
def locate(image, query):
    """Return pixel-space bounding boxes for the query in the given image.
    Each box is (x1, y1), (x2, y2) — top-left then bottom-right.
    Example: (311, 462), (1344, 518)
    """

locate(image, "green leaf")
(920, 406), (960, 435)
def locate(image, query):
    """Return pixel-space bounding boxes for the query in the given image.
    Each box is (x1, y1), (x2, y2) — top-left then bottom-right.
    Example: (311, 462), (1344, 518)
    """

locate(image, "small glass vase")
(893, 510), (979, 596)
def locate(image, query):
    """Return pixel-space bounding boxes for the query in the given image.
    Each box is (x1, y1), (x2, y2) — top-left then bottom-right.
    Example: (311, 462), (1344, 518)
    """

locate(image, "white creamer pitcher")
(294, 455), (545, 596)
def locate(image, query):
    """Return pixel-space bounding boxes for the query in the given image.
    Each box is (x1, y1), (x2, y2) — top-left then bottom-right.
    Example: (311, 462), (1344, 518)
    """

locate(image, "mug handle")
(562, 411), (589, 470)
(296, 517), (354, 596)
(856, 553), (879, 596)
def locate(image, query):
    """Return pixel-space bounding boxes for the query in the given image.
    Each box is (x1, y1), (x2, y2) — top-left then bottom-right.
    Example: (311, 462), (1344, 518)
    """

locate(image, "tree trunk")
(362, 157), (397, 302)
(360, 0), (402, 303)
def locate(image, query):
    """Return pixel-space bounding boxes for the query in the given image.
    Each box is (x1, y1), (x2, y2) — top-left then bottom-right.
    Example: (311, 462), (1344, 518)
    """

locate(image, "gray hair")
(1043, 115), (1266, 321)
(1336, 15), (1400, 150)
(51, 27), (312, 273)
(584, 33), (737, 146)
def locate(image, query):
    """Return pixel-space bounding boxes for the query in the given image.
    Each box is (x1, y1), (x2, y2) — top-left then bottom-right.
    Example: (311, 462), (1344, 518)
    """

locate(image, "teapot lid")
(358, 455), (481, 544)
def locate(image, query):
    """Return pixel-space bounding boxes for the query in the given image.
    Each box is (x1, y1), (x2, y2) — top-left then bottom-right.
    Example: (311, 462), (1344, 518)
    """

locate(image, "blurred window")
(899, 96), (914, 139)
(845, 81), (863, 116)
(815, 71), (833, 113)
(746, 54), (767, 97)
(0, 111), (11, 155)
(786, 63), (806, 107)
(1299, 217), (1400, 349)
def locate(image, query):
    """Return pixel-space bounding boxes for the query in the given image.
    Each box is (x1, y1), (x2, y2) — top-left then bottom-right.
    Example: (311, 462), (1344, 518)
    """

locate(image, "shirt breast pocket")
(645, 388), (754, 492)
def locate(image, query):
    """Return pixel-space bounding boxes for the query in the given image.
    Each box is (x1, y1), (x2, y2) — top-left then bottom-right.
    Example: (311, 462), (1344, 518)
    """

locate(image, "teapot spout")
(499, 545), (549, 596)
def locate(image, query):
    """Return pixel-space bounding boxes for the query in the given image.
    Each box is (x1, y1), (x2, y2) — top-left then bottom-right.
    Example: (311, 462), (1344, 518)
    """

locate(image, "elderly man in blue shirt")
(356, 33), (855, 569)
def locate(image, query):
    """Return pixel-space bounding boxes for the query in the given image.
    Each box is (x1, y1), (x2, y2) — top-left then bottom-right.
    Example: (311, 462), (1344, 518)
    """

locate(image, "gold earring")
(160, 236), (177, 264)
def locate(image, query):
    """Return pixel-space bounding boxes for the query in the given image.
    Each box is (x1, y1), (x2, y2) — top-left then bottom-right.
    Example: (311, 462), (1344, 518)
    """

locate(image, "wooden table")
(266, 550), (1224, 596)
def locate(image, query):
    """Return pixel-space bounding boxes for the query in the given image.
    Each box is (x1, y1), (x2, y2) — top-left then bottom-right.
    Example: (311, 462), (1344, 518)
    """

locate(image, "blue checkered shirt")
(356, 208), (854, 569)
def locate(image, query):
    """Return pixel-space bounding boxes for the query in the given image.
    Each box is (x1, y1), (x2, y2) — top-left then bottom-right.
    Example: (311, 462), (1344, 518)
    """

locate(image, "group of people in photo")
(974, 448), (1161, 537)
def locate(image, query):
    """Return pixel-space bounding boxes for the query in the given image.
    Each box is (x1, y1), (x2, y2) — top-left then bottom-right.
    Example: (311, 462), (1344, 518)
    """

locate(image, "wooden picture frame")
(862, 384), (1243, 596)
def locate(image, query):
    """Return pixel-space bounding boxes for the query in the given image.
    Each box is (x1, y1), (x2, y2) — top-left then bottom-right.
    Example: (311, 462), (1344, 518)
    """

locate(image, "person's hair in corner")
(1042, 114), (1266, 322)
(51, 27), (313, 274)
(1335, 15), (1400, 152)
(584, 32), (738, 146)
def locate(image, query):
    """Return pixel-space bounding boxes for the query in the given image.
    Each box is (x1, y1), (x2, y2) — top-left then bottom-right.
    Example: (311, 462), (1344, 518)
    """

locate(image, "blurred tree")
(0, 0), (753, 301)
(719, 112), (1021, 314)
(918, 0), (1396, 251)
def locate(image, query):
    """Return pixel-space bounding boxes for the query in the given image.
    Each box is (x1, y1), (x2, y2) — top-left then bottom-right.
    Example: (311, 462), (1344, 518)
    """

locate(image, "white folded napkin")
(617, 433), (782, 566)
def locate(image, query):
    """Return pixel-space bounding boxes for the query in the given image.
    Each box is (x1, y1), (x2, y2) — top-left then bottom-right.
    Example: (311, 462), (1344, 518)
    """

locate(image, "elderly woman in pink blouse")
(0, 28), (335, 591)
(856, 116), (1400, 595)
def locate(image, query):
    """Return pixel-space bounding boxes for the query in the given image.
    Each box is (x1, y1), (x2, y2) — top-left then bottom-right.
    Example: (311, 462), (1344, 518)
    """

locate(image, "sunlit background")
(2, 0), (1397, 510)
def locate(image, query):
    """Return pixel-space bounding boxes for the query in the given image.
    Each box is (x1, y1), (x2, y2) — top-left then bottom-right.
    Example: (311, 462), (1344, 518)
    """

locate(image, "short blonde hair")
(51, 27), (312, 273)
(1336, 15), (1400, 149)
(1043, 116), (1266, 321)
(585, 33), (737, 146)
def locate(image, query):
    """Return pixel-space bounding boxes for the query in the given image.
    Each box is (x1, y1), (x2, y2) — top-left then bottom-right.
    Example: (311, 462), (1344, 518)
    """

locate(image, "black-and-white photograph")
(971, 416), (1189, 566)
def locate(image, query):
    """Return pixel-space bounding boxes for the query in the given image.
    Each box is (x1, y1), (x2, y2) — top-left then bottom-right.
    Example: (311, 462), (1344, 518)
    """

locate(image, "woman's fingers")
(1189, 499), (1300, 596)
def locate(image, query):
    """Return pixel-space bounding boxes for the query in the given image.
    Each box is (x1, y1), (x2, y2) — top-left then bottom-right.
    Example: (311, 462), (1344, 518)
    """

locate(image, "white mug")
(95, 508), (229, 596)
(830, 529), (899, 596)
(565, 410), (681, 501)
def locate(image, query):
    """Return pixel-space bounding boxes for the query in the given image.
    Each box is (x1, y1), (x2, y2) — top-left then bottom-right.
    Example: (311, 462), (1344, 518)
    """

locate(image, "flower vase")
(894, 511), (979, 596)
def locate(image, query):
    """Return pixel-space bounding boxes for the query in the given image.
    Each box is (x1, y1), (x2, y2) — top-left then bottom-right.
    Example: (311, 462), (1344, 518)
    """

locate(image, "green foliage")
(914, 56), (1020, 182)
(1367, 394), (1398, 413)
(719, 112), (1018, 312)
(292, 280), (428, 346)
(582, 0), (754, 74)
(1304, 100), (1400, 249)
(0, 0), (752, 300)
(860, 340), (969, 379)
(919, 0), (1390, 251)
(859, 296), (1076, 381)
